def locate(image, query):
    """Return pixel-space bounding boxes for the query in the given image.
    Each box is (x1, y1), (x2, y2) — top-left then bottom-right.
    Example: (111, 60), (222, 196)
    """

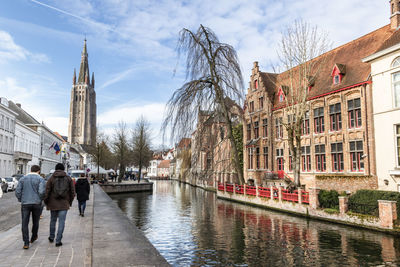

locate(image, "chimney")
(390, 0), (400, 29)
(16, 103), (21, 108)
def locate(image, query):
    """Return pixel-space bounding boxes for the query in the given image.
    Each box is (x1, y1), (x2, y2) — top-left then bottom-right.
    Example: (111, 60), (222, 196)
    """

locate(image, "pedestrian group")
(15, 163), (90, 249)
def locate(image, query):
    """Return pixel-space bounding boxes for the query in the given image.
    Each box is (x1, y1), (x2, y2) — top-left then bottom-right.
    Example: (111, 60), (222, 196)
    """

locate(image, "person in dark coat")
(75, 173), (90, 217)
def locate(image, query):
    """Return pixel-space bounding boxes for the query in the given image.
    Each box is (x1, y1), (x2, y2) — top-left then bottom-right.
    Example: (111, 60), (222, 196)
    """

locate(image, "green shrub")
(348, 190), (400, 217)
(324, 208), (339, 214)
(318, 190), (339, 209)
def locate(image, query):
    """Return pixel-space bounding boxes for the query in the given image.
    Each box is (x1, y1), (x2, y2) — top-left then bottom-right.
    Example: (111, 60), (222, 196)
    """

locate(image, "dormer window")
(279, 94), (284, 102)
(331, 64), (346, 85)
(334, 75), (340, 84)
(278, 87), (285, 102)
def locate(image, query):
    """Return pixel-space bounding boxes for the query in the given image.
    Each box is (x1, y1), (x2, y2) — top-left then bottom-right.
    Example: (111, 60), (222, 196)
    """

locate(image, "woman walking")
(75, 174), (90, 217)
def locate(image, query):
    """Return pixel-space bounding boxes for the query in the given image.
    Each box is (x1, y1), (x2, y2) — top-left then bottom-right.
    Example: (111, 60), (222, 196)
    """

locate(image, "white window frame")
(396, 124), (400, 168)
(392, 71), (400, 108)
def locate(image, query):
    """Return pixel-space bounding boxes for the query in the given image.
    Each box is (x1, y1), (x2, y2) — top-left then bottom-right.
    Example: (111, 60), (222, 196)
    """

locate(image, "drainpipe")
(364, 84), (371, 176)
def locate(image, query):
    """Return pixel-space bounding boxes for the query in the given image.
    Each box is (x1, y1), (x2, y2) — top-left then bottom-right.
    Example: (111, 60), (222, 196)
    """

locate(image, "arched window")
(392, 57), (400, 68)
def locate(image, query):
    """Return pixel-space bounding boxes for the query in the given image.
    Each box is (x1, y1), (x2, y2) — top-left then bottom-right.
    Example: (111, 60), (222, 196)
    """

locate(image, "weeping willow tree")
(162, 24), (245, 184)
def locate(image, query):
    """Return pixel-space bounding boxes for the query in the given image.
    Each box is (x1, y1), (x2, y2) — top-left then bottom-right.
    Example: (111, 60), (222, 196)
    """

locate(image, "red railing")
(217, 182), (224, 191)
(258, 186), (271, 198)
(281, 189), (299, 203)
(226, 183), (234, 193)
(302, 191), (310, 204)
(272, 188), (279, 199)
(235, 184), (244, 194)
(245, 185), (257, 196)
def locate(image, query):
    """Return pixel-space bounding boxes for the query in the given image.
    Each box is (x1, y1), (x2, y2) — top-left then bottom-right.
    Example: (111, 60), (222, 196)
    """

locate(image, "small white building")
(14, 120), (40, 174)
(147, 155), (162, 177)
(0, 97), (16, 177)
(363, 28), (400, 191)
(157, 160), (170, 177)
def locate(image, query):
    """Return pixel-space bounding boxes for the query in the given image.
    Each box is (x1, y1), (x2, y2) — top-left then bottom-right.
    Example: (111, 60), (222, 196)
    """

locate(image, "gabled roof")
(177, 138), (191, 149)
(374, 28), (400, 54)
(8, 101), (40, 125)
(157, 160), (170, 168)
(257, 24), (394, 108)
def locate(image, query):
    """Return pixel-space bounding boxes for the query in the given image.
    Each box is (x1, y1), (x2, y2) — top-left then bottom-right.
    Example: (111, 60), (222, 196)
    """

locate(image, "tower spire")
(91, 72), (95, 87)
(73, 68), (76, 85)
(78, 39), (89, 83)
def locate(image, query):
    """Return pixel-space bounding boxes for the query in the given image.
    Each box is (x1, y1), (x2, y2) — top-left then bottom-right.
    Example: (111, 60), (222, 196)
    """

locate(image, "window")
(259, 97), (264, 109)
(219, 127), (225, 140)
(348, 98), (362, 128)
(276, 148), (284, 171)
(334, 75), (340, 84)
(263, 146), (268, 169)
(279, 94), (284, 102)
(315, 144), (326, 172)
(329, 103), (342, 131)
(0, 115), (3, 128)
(396, 125), (400, 167)
(256, 147), (260, 169)
(392, 57), (400, 68)
(249, 101), (255, 113)
(392, 72), (400, 107)
(254, 121), (259, 139)
(262, 119), (268, 137)
(288, 150), (293, 171)
(331, 142), (344, 172)
(275, 117), (283, 138)
(247, 124), (251, 141)
(5, 118), (9, 131)
(302, 111), (310, 135)
(313, 107), (325, 134)
(349, 140), (364, 172)
(248, 147), (253, 169)
(301, 146), (311, 172)
(254, 79), (258, 89)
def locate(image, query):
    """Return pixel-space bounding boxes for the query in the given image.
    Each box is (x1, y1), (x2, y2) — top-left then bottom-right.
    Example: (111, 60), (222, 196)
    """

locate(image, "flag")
(54, 143), (61, 155)
(49, 141), (55, 150)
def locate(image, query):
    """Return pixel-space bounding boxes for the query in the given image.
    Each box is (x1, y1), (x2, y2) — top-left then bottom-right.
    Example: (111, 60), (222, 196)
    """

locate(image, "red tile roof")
(157, 160), (170, 169)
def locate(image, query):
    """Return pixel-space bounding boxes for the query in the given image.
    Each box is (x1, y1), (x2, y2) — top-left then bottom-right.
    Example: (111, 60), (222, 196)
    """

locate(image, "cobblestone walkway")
(0, 189), (93, 267)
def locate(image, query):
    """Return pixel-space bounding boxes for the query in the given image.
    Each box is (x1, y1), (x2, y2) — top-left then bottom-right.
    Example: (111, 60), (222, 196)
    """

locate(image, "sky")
(0, 0), (389, 147)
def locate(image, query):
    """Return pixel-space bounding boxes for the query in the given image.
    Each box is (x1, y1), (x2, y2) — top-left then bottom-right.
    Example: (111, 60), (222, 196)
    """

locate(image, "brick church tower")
(68, 39), (96, 145)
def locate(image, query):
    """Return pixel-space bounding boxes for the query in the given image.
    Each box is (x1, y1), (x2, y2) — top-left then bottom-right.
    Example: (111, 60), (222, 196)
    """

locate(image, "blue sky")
(0, 0), (388, 146)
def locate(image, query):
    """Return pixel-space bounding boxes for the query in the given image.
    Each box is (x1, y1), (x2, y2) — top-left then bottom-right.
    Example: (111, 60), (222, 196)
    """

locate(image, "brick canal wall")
(92, 185), (170, 266)
(100, 182), (153, 194)
(217, 189), (398, 234)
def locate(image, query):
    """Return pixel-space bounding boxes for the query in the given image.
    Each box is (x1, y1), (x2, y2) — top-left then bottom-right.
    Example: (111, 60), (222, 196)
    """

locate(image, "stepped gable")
(262, 24), (394, 109)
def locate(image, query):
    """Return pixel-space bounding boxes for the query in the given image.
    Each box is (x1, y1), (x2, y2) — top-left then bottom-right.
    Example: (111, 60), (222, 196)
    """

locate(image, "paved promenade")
(0, 184), (169, 267)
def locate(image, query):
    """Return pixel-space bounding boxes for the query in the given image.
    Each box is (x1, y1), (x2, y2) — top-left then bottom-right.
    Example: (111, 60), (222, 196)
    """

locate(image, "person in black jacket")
(75, 174), (90, 217)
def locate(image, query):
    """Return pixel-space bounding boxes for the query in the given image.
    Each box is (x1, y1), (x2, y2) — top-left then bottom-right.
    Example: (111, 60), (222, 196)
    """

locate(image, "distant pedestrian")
(75, 174), (90, 217)
(44, 163), (75, 247)
(15, 165), (46, 249)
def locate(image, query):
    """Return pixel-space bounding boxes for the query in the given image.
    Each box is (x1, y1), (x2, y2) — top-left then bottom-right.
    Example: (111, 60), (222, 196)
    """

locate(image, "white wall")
(370, 51), (400, 191)
(0, 100), (16, 177)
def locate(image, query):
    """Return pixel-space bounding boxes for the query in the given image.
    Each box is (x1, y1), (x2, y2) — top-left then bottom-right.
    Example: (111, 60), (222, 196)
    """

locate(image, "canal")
(110, 180), (400, 266)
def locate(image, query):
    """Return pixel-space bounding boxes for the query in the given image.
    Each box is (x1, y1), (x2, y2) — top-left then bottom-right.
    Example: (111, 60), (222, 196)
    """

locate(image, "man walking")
(15, 165), (46, 249)
(44, 163), (75, 247)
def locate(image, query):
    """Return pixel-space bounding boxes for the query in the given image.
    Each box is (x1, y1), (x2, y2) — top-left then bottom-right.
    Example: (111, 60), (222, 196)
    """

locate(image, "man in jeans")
(44, 163), (75, 247)
(15, 165), (46, 249)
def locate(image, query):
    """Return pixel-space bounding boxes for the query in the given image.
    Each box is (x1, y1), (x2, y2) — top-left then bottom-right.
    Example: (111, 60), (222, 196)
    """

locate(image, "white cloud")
(0, 30), (50, 63)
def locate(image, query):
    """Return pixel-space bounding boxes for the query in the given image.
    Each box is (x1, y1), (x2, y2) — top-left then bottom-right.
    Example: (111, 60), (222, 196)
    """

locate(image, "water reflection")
(111, 181), (400, 266)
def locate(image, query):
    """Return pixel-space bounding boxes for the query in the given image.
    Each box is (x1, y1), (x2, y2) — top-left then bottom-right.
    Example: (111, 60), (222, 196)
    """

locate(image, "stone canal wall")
(93, 184), (170, 266)
(100, 182), (153, 194)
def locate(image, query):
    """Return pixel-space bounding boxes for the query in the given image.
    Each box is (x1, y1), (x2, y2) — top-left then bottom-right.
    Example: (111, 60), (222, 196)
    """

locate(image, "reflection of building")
(243, 4), (400, 190)
(363, 6), (400, 191)
(0, 98), (16, 177)
(68, 39), (96, 146)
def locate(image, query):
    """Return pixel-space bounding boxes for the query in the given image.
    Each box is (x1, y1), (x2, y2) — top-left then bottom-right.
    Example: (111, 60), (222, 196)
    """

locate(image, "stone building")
(363, 1), (400, 191)
(191, 98), (243, 187)
(68, 39), (96, 146)
(244, 9), (399, 191)
(0, 97), (16, 177)
(14, 119), (40, 174)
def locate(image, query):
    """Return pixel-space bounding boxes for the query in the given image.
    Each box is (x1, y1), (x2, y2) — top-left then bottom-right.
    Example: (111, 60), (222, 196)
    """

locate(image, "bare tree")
(274, 20), (331, 187)
(131, 116), (153, 182)
(88, 130), (112, 179)
(162, 24), (245, 184)
(112, 121), (131, 182)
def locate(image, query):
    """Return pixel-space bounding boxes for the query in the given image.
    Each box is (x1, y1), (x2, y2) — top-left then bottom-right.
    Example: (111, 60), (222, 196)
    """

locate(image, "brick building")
(244, 8), (399, 191)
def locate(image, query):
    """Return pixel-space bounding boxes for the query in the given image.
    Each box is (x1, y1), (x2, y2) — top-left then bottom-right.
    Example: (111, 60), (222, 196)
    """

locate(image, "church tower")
(68, 39), (97, 146)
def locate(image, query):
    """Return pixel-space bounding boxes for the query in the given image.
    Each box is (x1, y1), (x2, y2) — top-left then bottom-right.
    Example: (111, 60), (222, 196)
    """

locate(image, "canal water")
(111, 180), (400, 266)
